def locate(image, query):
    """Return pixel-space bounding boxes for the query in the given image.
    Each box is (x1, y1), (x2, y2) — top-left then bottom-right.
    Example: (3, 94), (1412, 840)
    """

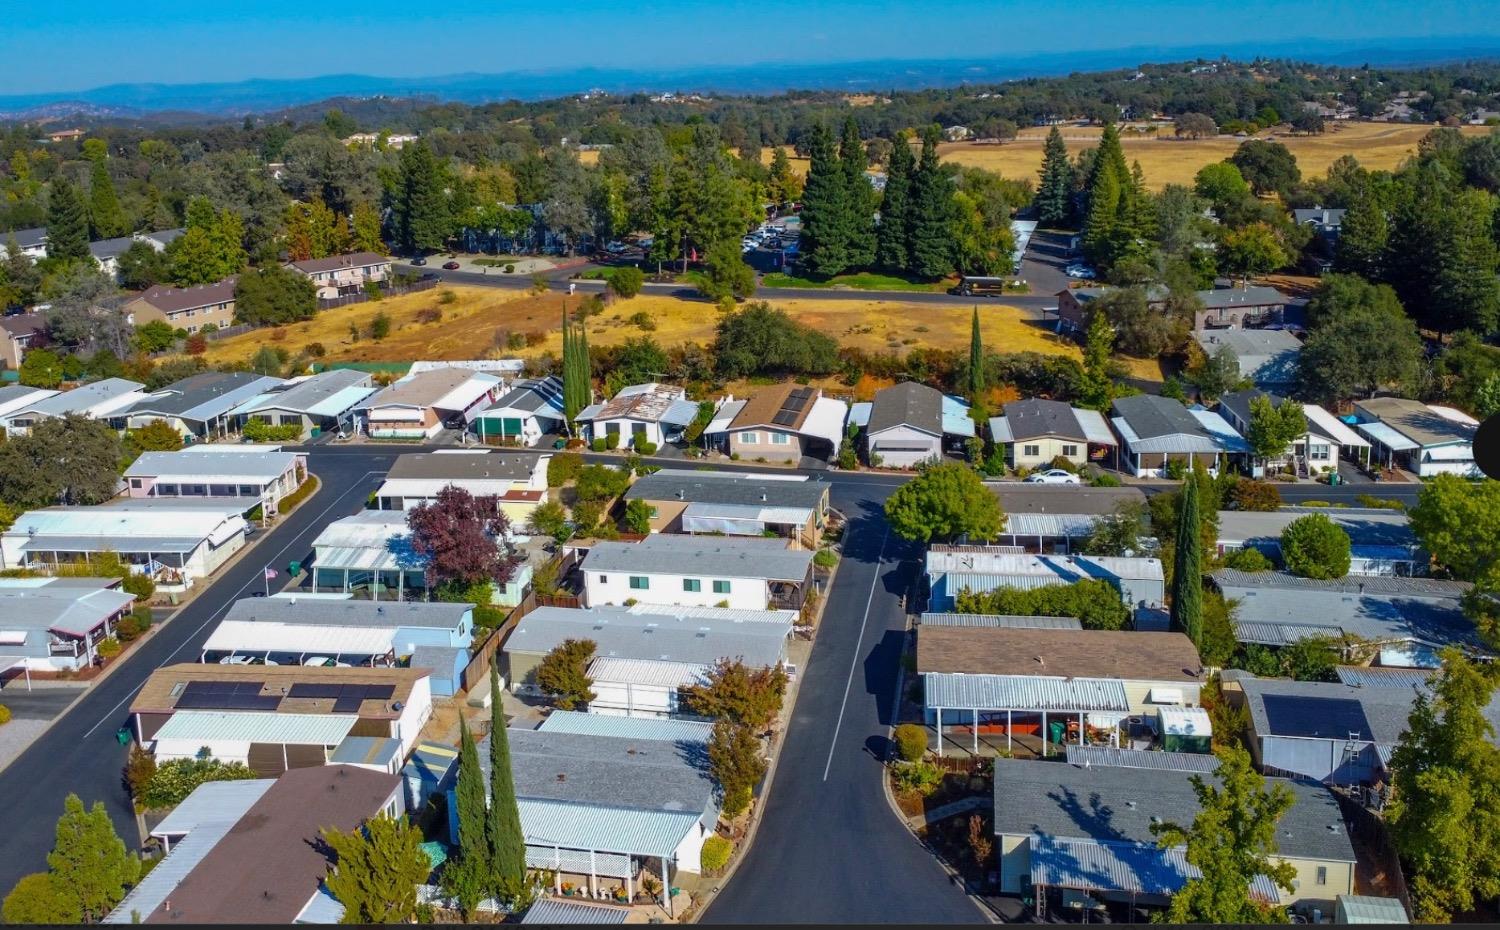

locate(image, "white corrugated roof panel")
(703, 399), (746, 435)
(1302, 404), (1369, 447)
(152, 710), (357, 746)
(1074, 408), (1118, 446)
(517, 798), (701, 858)
(150, 779), (276, 838)
(800, 396), (849, 449)
(1357, 420), (1419, 452)
(537, 710), (715, 743)
(923, 672), (1130, 712)
(203, 620), (396, 656)
(588, 656), (708, 688)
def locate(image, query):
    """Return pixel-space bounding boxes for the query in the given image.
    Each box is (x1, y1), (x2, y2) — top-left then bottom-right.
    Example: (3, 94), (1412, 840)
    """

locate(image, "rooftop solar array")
(286, 682), (396, 713)
(1262, 694), (1375, 741)
(771, 388), (814, 426)
(176, 680), (281, 711)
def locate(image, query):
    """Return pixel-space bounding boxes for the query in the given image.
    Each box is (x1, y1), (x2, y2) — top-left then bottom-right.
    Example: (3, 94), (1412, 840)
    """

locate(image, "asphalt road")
(0, 452), (393, 899)
(702, 484), (984, 924)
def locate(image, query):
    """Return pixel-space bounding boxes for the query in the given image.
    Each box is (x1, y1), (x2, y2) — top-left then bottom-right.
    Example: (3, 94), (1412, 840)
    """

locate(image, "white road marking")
(822, 524), (891, 782)
(81, 472), (381, 739)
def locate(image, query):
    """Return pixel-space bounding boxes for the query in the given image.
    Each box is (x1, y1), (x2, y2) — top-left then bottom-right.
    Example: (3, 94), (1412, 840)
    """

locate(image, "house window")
(605, 422), (621, 436)
(740, 431), (759, 445)
(129, 479), (142, 489)
(1061, 444), (1078, 457)
(1023, 444), (1040, 457)
(631, 422), (647, 436)
(1316, 867), (1327, 886)
(629, 576), (650, 590)
(770, 431), (790, 445)
(597, 575), (607, 585)
(683, 579), (701, 592)
(712, 580), (731, 594)
(1310, 444), (1330, 461)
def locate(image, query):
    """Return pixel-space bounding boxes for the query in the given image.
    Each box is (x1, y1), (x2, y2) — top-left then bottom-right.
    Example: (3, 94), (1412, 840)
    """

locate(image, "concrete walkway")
(904, 795), (990, 831)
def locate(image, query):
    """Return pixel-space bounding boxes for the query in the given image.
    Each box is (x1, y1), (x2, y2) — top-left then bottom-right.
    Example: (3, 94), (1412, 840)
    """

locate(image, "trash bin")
(288, 560), (302, 576)
(115, 727), (132, 746)
(310, 427), (321, 438)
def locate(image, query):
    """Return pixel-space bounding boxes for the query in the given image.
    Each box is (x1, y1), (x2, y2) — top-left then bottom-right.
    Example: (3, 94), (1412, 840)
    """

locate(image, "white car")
(1024, 469), (1082, 485)
(1064, 264), (1096, 279)
(302, 656), (351, 668)
(219, 655), (277, 666)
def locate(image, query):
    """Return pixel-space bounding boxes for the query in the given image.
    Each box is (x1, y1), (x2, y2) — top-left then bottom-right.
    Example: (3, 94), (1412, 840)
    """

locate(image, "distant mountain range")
(3, 36), (1500, 121)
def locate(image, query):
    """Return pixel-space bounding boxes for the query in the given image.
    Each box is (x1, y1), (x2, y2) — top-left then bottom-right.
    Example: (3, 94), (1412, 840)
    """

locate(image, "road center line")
(81, 471), (380, 739)
(822, 523), (891, 782)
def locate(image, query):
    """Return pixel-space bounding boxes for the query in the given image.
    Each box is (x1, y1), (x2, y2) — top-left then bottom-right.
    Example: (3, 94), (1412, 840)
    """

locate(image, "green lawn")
(761, 271), (953, 293)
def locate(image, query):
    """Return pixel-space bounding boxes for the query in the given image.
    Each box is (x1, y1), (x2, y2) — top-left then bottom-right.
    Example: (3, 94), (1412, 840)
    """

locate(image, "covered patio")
(923, 672), (1131, 758)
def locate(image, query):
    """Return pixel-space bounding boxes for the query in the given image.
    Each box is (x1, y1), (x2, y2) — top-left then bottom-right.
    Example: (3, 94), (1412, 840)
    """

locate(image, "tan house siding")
(1010, 435), (1089, 470)
(728, 428), (803, 463)
(127, 295), (236, 333)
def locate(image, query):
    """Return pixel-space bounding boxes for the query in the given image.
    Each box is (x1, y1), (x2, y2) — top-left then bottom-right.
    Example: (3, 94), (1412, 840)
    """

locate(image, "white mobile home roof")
(153, 710), (357, 746)
(580, 535), (814, 581)
(203, 620), (396, 656)
(1302, 404), (1369, 448)
(150, 779), (276, 838)
(311, 510), (421, 573)
(0, 580), (135, 637)
(5, 501), (247, 552)
(20, 377), (144, 418)
(536, 710), (715, 743)
(1356, 420), (1419, 452)
(124, 449), (297, 483)
(232, 368), (376, 418)
(0, 384), (59, 419)
(925, 549), (1163, 582)
(507, 604), (791, 668)
(588, 655), (708, 688)
(924, 671), (1131, 712)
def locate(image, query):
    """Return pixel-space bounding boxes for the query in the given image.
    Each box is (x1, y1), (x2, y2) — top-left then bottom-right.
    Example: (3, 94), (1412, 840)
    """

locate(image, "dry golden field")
(192, 285), (1165, 380)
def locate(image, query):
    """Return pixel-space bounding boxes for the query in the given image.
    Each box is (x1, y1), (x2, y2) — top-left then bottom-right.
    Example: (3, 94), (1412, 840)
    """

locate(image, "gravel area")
(0, 718), (52, 774)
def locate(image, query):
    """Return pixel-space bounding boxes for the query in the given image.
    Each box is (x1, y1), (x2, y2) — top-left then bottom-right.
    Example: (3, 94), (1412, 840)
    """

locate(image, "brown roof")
(133, 278), (238, 314)
(1356, 396), (1475, 447)
(916, 627), (1203, 682)
(0, 312), (46, 338)
(288, 251), (389, 275)
(363, 367), (479, 410)
(729, 384), (817, 431)
(145, 765), (400, 924)
(130, 663), (425, 719)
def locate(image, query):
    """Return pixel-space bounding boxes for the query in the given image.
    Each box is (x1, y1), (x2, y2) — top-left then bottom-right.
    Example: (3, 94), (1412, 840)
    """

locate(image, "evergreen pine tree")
(45, 177), (90, 263)
(1334, 189), (1388, 279)
(967, 307), (985, 403)
(1171, 476), (1204, 646)
(875, 130), (914, 271)
(907, 125), (956, 279)
(394, 142), (449, 253)
(46, 794), (140, 923)
(798, 123), (851, 277)
(485, 666), (527, 900)
(445, 717), (491, 917)
(840, 117), (876, 269)
(561, 306), (582, 425)
(87, 157), (128, 239)
(1036, 126), (1074, 227)
(1082, 156), (1124, 266)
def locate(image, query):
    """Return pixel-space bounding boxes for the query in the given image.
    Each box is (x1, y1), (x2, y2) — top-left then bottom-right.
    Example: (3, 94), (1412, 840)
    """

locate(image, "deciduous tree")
(884, 462), (1006, 543)
(1244, 394), (1306, 466)
(535, 639), (597, 710)
(681, 658), (788, 730)
(2, 873), (78, 925)
(1280, 513), (1352, 579)
(406, 486), (522, 592)
(709, 720), (765, 818)
(1229, 139), (1301, 196)
(0, 414), (124, 508)
(1409, 474), (1500, 582)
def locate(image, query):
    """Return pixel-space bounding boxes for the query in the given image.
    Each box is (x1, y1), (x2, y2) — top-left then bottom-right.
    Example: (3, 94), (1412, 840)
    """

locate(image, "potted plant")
(560, 882), (575, 897)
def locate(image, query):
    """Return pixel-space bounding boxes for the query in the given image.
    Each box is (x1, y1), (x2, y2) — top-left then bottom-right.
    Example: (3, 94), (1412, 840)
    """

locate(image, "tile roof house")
(1217, 389), (1370, 478)
(123, 371), (286, 440)
(472, 375), (565, 446)
(109, 765), (403, 924)
(228, 368), (376, 439)
(1353, 397), (1477, 478)
(623, 468), (830, 548)
(580, 535), (816, 611)
(0, 577), (135, 670)
(1209, 568), (1480, 667)
(1110, 394), (1248, 477)
(575, 382), (700, 450)
(125, 278), (238, 334)
(286, 250), (391, 299)
(704, 384), (848, 463)
(359, 367), (504, 439)
(1193, 328), (1303, 391)
(989, 398), (1117, 471)
(991, 758), (1356, 911)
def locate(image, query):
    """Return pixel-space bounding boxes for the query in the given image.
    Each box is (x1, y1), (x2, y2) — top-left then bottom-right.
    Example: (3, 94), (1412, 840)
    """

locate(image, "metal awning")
(924, 672), (1130, 712)
(1356, 421), (1419, 452)
(1028, 835), (1282, 904)
(19, 535), (202, 553)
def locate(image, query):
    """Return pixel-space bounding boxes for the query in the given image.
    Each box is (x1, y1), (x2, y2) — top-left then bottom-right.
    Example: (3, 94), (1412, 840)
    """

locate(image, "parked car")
(442, 260), (461, 270)
(1024, 469), (1082, 485)
(604, 240), (627, 254)
(410, 256), (428, 266)
(302, 656), (352, 668)
(1064, 263), (1096, 279)
(219, 655), (277, 666)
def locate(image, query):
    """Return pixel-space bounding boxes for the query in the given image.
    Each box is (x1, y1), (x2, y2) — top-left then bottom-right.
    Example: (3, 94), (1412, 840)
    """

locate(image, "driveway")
(1018, 228), (1076, 298)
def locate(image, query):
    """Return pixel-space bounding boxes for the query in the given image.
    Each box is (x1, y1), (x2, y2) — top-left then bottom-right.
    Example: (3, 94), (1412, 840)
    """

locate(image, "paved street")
(0, 452), (392, 898)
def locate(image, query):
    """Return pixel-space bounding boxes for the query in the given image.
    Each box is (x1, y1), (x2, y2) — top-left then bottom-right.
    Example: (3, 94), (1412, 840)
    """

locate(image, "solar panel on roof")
(333, 695), (363, 713)
(363, 684), (395, 700)
(1262, 694), (1374, 741)
(287, 683), (341, 699)
(771, 410), (799, 426)
(177, 680), (275, 711)
(783, 392), (811, 411)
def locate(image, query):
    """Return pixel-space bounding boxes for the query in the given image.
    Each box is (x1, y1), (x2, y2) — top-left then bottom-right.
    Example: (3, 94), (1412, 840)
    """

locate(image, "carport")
(0, 655), (31, 691)
(923, 672), (1130, 757)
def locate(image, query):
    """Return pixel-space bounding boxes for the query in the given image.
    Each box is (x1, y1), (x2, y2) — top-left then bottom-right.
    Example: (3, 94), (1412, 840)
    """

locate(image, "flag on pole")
(264, 567), (278, 580)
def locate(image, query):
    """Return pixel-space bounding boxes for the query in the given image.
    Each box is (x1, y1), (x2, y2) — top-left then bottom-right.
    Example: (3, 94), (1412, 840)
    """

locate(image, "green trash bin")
(288, 560), (302, 576)
(115, 727), (132, 746)
(310, 427), (321, 438)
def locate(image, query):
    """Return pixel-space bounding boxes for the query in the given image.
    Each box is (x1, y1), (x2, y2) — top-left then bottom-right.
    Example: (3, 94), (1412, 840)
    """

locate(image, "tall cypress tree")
(907, 125), (956, 279)
(45, 176), (90, 263)
(454, 717), (489, 872)
(87, 158), (128, 239)
(485, 665), (527, 899)
(840, 116), (876, 269)
(1171, 476), (1204, 646)
(876, 130), (914, 271)
(1036, 126), (1074, 227)
(967, 307), (985, 403)
(561, 305), (584, 427)
(798, 123), (850, 277)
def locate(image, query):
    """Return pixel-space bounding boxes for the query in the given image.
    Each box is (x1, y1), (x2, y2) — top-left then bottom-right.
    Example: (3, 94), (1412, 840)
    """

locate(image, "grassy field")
(760, 271), (951, 292)
(938, 121), (1491, 190)
(192, 285), (1165, 380)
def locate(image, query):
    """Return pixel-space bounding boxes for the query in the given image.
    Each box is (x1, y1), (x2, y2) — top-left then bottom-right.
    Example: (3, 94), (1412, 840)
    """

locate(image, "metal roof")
(580, 535), (814, 582)
(1193, 329), (1302, 385)
(125, 449), (296, 483)
(919, 612), (1083, 630)
(505, 604), (790, 668)
(1334, 665), (1437, 689)
(1301, 401), (1370, 447)
(152, 710), (357, 746)
(575, 383), (698, 426)
(0, 579), (134, 636)
(483, 376), (565, 417)
(1188, 406), (1250, 453)
(489, 728), (714, 817)
(330, 735), (403, 766)
(310, 510), (422, 572)
(364, 368), (500, 412)
(588, 655), (707, 688)
(105, 823), (236, 923)
(1337, 895), (1410, 924)
(1356, 420), (1419, 452)
(19, 378), (144, 418)
(126, 372), (284, 423)
(226, 597), (468, 629)
(702, 399), (746, 435)
(521, 899), (630, 924)
(625, 470), (827, 510)
(517, 798), (703, 859)
(1063, 745), (1221, 772)
(1216, 509), (1416, 549)
(923, 672), (1131, 712)
(993, 757), (1356, 864)
(926, 548), (1162, 581)
(5, 502), (247, 551)
(1238, 676), (1425, 750)
(1028, 835), (1282, 904)
(232, 368), (375, 418)
(150, 779), (276, 839)
(537, 710), (715, 743)
(203, 620), (396, 656)
(998, 511), (1104, 539)
(1357, 397), (1475, 447)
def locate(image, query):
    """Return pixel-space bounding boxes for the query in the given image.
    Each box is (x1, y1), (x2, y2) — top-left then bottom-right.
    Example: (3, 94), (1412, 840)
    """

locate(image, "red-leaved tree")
(406, 485), (522, 594)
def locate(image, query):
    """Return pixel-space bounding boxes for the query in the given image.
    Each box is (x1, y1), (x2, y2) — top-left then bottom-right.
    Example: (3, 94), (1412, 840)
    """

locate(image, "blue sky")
(1, 0), (1494, 94)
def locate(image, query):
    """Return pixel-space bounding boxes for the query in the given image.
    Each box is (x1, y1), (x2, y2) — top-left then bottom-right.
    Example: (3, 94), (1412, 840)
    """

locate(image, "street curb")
(0, 479), (327, 780)
(688, 552), (843, 923)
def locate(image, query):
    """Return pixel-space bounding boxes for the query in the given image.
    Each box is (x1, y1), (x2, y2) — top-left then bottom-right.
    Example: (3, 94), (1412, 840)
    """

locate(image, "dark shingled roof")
(134, 278), (238, 314)
(1000, 398), (1088, 442)
(1111, 394), (1207, 440)
(482, 728), (713, 814)
(625, 470), (828, 510)
(866, 381), (943, 436)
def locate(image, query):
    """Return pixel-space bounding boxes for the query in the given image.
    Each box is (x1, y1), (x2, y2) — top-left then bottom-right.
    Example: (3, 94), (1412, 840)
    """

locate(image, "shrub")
(813, 548), (838, 569)
(628, 310), (656, 331)
(121, 573), (155, 599)
(506, 331), (527, 350)
(1356, 493), (1405, 511)
(893, 723), (928, 762)
(1089, 471), (1122, 487)
(1047, 455), (1078, 473)
(607, 266), (646, 299)
(590, 436), (609, 453)
(306, 341), (327, 358)
(115, 612), (146, 643)
(277, 474), (320, 513)
(369, 310), (392, 341)
(547, 452), (584, 487)
(1224, 547), (1274, 572)
(701, 835), (733, 873)
(242, 419), (304, 442)
(574, 464), (631, 503)
(96, 637), (121, 658)
(1230, 479), (1282, 511)
(415, 308), (443, 324)
(634, 438), (658, 456)
(140, 755), (260, 809)
(1164, 458), (1188, 480)
(531, 272), (549, 294)
(438, 289), (458, 305)
(0, 704), (10, 726)
(1281, 513), (1352, 579)
(891, 761), (942, 796)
